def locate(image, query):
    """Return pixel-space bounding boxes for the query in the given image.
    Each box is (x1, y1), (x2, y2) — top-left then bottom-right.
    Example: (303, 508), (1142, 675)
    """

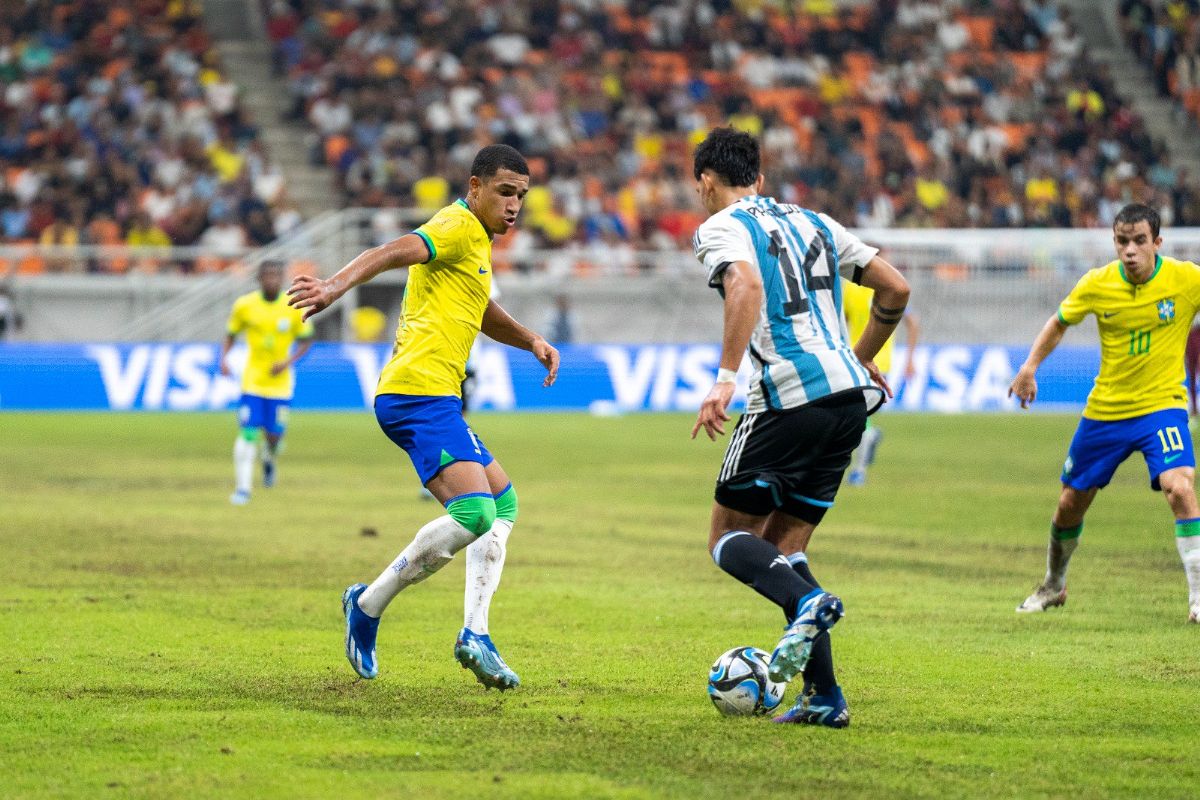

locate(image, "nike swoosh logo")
(1165, 453), (1185, 464)
(1101, 311), (1118, 318)
(479, 267), (489, 274)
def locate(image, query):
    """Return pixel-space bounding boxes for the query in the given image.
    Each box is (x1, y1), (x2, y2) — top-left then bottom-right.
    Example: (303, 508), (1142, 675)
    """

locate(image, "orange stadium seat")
(963, 16), (995, 49)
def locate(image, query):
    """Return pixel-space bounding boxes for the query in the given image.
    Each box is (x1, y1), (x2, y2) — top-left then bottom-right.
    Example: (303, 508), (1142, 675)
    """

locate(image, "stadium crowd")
(4, 0), (1200, 275)
(0, 0), (298, 272)
(268, 0), (1200, 265)
(1121, 0), (1200, 119)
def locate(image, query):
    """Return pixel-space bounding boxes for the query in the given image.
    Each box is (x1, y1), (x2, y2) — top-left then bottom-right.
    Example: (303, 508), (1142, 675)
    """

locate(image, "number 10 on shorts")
(1157, 426), (1185, 453)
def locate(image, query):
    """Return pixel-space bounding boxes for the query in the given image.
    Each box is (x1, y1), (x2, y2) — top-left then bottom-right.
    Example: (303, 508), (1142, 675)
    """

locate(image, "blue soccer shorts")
(238, 393), (290, 436)
(374, 393), (494, 486)
(1061, 408), (1194, 492)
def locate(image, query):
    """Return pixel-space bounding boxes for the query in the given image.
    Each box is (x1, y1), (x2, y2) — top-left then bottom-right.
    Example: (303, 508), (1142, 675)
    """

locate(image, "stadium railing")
(7, 211), (1200, 345)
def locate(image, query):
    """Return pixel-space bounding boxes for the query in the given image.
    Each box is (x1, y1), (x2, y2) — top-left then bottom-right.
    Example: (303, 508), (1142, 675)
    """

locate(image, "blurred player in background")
(690, 128), (909, 727)
(841, 279), (920, 485)
(220, 261), (314, 506)
(288, 144), (559, 690)
(1009, 204), (1200, 622)
(1185, 320), (1200, 428)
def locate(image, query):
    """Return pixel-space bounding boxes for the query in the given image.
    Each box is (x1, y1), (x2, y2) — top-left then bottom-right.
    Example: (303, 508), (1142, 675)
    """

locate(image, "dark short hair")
(693, 127), (760, 187)
(1114, 203), (1160, 238)
(258, 259), (285, 276)
(471, 144), (529, 180)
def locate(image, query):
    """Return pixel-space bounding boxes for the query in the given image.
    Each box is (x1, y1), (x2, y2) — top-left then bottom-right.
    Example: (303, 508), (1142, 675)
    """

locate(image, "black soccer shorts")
(714, 389), (868, 523)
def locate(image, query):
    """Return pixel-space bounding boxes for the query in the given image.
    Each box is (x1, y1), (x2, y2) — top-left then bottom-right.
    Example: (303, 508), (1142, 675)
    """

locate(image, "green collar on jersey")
(1119, 254), (1162, 286)
(456, 197), (494, 241)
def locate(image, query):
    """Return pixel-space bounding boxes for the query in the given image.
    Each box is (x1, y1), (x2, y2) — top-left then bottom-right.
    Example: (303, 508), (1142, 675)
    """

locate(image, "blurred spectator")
(546, 293), (575, 345)
(0, 285), (19, 340)
(272, 0), (1197, 247)
(0, 0), (293, 272)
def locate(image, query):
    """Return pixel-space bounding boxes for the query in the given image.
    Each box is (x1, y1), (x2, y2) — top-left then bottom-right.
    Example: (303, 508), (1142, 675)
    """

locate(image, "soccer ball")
(707, 646), (785, 716)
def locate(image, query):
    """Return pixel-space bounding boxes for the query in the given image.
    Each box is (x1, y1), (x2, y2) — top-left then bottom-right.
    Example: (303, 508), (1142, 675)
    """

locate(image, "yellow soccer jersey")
(842, 280), (894, 374)
(226, 290), (314, 399)
(377, 200), (492, 397)
(1058, 255), (1200, 420)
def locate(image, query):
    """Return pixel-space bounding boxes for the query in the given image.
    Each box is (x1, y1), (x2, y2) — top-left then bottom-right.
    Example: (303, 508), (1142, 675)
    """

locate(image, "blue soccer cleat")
(846, 468), (866, 486)
(773, 684), (850, 728)
(262, 459), (276, 489)
(229, 489), (250, 506)
(768, 590), (844, 684)
(342, 583), (379, 679)
(454, 628), (520, 691)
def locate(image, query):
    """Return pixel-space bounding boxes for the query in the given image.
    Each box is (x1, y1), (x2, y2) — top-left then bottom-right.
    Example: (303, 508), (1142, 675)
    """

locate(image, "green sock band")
(446, 495), (497, 536)
(1175, 519), (1200, 538)
(494, 484), (518, 523)
(1051, 522), (1083, 541)
(239, 427), (260, 442)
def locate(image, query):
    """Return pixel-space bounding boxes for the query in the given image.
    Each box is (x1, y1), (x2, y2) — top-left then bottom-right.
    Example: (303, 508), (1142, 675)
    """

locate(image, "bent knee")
(448, 495), (497, 535)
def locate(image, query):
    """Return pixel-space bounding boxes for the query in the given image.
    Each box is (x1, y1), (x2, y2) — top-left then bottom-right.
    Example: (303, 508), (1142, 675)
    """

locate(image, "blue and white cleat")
(773, 684), (850, 728)
(846, 468), (866, 487)
(262, 459), (276, 489)
(342, 583), (379, 679)
(768, 590), (844, 684)
(454, 628), (520, 691)
(229, 489), (250, 506)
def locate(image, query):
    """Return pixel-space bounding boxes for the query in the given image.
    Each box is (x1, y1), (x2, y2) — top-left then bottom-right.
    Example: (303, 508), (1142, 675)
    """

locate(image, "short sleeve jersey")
(693, 195), (882, 414)
(1057, 255), (1200, 420)
(226, 290), (314, 400)
(376, 200), (493, 397)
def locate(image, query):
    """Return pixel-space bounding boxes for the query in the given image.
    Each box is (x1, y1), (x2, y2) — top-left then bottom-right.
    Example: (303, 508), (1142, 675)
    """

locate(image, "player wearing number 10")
(1009, 204), (1200, 622)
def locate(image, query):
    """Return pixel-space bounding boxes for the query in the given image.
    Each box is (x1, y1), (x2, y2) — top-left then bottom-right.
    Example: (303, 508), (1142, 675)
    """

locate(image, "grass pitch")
(1, 411), (1197, 799)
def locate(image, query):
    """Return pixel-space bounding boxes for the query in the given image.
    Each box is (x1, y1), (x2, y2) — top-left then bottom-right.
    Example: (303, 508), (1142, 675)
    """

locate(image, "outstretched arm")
(1009, 314), (1069, 409)
(854, 255), (911, 397)
(481, 299), (559, 387)
(287, 234), (430, 321)
(693, 261), (762, 441)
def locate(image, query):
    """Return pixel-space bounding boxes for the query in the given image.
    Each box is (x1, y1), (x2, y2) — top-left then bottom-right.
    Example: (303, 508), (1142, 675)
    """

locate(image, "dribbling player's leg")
(709, 505), (818, 618)
(357, 461), (494, 617)
(463, 460), (517, 636)
(763, 514), (837, 701)
(453, 459), (521, 689)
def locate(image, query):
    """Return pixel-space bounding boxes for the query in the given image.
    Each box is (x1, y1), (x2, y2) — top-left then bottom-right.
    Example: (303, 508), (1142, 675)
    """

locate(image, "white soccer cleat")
(1188, 605), (1199, 624)
(1016, 584), (1067, 613)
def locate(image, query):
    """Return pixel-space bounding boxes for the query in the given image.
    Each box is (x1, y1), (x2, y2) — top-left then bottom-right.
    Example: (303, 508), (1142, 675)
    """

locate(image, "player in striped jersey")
(690, 128), (910, 727)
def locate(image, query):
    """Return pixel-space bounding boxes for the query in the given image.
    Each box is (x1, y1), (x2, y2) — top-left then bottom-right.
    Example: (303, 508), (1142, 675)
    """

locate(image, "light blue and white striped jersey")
(693, 195), (884, 414)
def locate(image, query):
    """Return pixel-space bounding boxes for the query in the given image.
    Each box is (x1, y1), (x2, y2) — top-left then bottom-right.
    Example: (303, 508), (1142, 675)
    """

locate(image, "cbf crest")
(1158, 298), (1176, 324)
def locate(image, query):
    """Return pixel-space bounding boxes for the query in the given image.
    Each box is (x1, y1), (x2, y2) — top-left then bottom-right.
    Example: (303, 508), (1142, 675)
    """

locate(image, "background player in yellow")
(841, 279), (920, 485)
(219, 261), (314, 506)
(1008, 204), (1200, 622)
(287, 145), (560, 690)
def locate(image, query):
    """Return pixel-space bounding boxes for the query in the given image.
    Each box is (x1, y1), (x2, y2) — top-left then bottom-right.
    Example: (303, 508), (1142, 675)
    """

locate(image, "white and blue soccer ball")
(707, 646), (785, 716)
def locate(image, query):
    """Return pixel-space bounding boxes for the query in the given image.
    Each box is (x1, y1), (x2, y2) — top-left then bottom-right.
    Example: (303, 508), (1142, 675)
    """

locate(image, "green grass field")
(2, 411), (1198, 799)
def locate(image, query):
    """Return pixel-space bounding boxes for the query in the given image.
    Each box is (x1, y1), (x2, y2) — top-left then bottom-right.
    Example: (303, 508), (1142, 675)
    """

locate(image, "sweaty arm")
(287, 233), (431, 321)
(1008, 314), (1069, 409)
(692, 261), (763, 441)
(853, 255), (910, 372)
(481, 299), (559, 387)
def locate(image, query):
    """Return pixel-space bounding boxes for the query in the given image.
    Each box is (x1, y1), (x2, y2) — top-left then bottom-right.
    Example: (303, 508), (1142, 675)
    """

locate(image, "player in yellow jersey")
(841, 279), (920, 486)
(220, 261), (314, 506)
(287, 145), (560, 689)
(1009, 204), (1200, 622)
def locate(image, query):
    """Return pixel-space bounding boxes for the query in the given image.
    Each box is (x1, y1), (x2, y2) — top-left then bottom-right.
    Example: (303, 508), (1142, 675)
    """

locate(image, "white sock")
(463, 519), (513, 634)
(358, 515), (478, 617)
(1176, 534), (1200, 608)
(233, 436), (255, 493)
